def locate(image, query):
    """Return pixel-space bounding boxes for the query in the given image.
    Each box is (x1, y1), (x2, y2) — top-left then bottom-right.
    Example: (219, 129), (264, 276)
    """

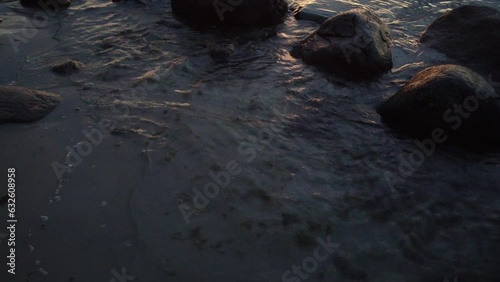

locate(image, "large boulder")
(297, 8), (393, 80)
(0, 86), (62, 123)
(377, 65), (500, 143)
(420, 6), (500, 82)
(171, 0), (288, 27)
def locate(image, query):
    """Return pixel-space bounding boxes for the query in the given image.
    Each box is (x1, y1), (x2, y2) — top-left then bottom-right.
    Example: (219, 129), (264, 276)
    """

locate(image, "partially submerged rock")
(51, 60), (84, 75)
(378, 65), (500, 143)
(294, 3), (333, 24)
(0, 86), (62, 123)
(20, 0), (71, 9)
(420, 6), (500, 81)
(171, 0), (288, 27)
(297, 8), (393, 80)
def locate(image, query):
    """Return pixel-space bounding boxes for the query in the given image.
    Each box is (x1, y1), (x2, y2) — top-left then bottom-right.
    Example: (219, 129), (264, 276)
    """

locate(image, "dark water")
(1, 0), (500, 281)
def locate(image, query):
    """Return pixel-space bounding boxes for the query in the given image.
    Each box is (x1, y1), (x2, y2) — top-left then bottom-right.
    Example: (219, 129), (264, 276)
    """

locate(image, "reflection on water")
(3, 0), (500, 280)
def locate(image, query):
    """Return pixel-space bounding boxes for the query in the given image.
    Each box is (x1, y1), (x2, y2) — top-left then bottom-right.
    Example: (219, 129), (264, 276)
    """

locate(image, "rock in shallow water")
(0, 86), (62, 124)
(378, 65), (500, 144)
(293, 3), (333, 24)
(171, 0), (288, 27)
(20, 0), (71, 8)
(297, 8), (393, 80)
(51, 60), (84, 75)
(420, 5), (500, 82)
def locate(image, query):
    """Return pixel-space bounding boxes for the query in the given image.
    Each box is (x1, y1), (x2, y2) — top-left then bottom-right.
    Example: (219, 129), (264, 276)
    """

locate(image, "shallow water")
(1, 0), (500, 281)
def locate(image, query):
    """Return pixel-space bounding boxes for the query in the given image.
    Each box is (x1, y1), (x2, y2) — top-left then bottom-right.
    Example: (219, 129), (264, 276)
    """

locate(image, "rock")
(207, 41), (234, 62)
(0, 86), (62, 124)
(297, 8), (393, 80)
(294, 4), (333, 24)
(377, 65), (500, 143)
(112, 0), (147, 5)
(171, 0), (288, 27)
(20, 0), (71, 9)
(51, 60), (84, 75)
(0, 18), (4, 23)
(420, 6), (500, 82)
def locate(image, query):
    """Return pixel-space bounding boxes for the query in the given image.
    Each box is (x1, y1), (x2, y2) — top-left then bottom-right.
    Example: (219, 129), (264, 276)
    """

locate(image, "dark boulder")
(294, 3), (333, 24)
(51, 60), (84, 75)
(297, 8), (393, 80)
(378, 65), (500, 143)
(20, 0), (71, 9)
(0, 86), (62, 123)
(171, 0), (288, 27)
(420, 5), (500, 82)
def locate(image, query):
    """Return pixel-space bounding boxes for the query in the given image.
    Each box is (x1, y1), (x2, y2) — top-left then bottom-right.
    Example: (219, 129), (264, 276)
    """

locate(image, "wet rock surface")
(0, 86), (62, 123)
(420, 5), (500, 82)
(378, 64), (500, 143)
(294, 3), (332, 24)
(51, 60), (84, 75)
(20, 0), (71, 8)
(297, 8), (393, 80)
